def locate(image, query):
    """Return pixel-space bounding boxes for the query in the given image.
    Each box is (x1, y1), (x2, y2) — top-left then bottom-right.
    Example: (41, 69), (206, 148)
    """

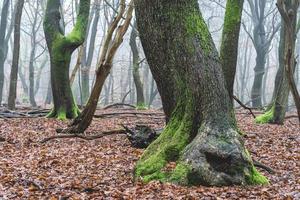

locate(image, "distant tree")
(7, 0), (25, 110)
(133, 0), (268, 186)
(0, 0), (13, 105)
(28, 0), (42, 107)
(43, 0), (91, 119)
(256, 0), (300, 124)
(130, 21), (145, 108)
(81, 0), (101, 104)
(245, 0), (280, 107)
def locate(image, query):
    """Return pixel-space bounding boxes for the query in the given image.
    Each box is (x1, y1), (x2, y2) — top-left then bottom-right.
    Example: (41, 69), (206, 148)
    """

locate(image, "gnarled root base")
(135, 121), (269, 186)
(46, 107), (81, 120)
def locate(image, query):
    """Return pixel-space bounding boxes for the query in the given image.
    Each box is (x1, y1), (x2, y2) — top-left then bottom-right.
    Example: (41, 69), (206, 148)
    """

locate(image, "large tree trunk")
(0, 0), (10, 105)
(43, 0), (90, 119)
(8, 0), (25, 110)
(220, 0), (244, 101)
(134, 0), (268, 186)
(130, 21), (145, 108)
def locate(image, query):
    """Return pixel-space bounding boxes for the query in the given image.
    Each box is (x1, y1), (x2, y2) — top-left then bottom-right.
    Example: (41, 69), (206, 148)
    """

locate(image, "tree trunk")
(45, 78), (52, 105)
(67, 64), (110, 132)
(43, 0), (90, 119)
(134, 0), (268, 186)
(81, 2), (100, 104)
(251, 49), (266, 107)
(8, 0), (25, 110)
(220, 0), (244, 101)
(0, 0), (10, 105)
(61, 0), (134, 133)
(130, 21), (145, 108)
(256, 21), (292, 124)
(28, 1), (40, 107)
(277, 0), (300, 123)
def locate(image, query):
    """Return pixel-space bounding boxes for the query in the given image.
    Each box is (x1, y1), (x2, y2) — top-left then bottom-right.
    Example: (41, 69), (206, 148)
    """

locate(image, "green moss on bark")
(222, 0), (243, 34)
(185, 10), (213, 55)
(135, 89), (193, 182)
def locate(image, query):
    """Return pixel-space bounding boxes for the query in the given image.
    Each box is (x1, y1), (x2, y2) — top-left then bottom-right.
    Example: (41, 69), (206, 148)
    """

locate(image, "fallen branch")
(94, 111), (164, 118)
(40, 129), (126, 143)
(233, 95), (256, 118)
(103, 103), (136, 110)
(253, 159), (276, 174)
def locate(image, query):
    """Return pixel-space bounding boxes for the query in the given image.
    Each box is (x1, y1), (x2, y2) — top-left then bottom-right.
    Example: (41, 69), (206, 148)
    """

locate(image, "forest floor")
(0, 108), (299, 199)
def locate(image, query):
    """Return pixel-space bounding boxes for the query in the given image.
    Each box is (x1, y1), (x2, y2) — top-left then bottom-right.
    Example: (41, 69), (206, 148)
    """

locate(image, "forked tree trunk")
(8, 0), (25, 110)
(220, 0), (244, 101)
(130, 21), (145, 108)
(43, 0), (90, 119)
(62, 0), (134, 133)
(134, 0), (268, 186)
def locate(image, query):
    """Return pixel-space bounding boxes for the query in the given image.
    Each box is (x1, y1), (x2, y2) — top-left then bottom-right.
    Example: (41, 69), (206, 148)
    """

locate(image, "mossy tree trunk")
(8, 0), (25, 110)
(130, 21), (145, 108)
(134, 0), (268, 186)
(43, 0), (90, 119)
(220, 0), (244, 101)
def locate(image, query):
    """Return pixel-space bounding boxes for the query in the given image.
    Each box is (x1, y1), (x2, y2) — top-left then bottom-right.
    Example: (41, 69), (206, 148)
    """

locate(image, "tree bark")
(134, 0), (268, 186)
(8, 0), (25, 110)
(43, 0), (90, 119)
(220, 0), (244, 101)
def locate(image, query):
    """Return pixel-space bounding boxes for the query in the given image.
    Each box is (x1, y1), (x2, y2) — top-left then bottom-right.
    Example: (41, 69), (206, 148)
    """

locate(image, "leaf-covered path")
(0, 109), (299, 199)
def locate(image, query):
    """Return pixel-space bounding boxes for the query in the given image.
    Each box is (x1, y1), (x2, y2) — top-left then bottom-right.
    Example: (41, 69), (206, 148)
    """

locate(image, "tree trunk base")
(135, 120), (269, 186)
(46, 106), (80, 120)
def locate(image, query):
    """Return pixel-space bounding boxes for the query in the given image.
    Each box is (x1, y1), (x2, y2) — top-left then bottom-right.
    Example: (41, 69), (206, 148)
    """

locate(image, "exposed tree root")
(40, 129), (126, 143)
